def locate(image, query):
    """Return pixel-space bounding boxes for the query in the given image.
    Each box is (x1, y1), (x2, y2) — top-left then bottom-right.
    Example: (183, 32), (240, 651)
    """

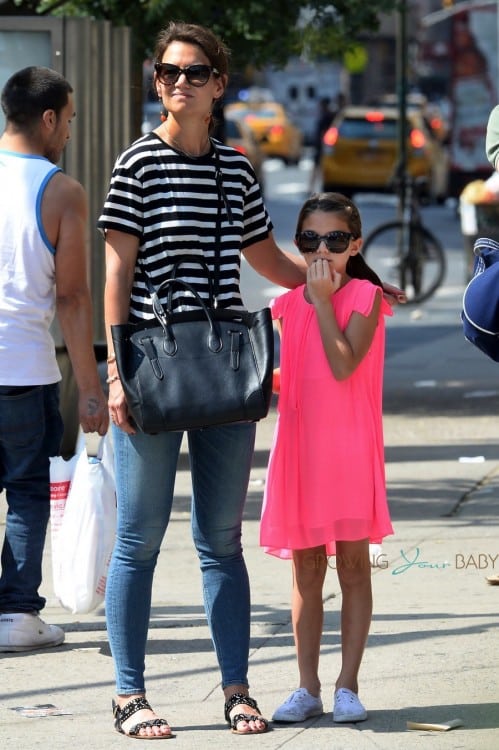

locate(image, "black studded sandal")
(224, 692), (269, 735)
(112, 696), (173, 740)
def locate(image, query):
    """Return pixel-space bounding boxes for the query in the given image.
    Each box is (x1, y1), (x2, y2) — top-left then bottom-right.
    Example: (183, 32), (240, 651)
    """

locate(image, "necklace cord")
(162, 121), (210, 159)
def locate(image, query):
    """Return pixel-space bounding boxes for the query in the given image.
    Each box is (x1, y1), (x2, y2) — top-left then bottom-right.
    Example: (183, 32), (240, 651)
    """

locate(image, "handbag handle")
(170, 259), (214, 307)
(137, 259), (215, 318)
(151, 277), (223, 356)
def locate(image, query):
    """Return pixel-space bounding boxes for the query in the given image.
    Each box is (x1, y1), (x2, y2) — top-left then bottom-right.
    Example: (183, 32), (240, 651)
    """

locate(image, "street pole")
(397, 0), (408, 217)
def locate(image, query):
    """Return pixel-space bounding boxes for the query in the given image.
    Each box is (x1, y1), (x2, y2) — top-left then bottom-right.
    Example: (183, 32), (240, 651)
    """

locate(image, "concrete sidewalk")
(1, 294), (499, 749)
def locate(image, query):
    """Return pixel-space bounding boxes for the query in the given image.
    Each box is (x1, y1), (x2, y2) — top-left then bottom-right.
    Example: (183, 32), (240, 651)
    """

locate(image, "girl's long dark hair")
(296, 192), (383, 288)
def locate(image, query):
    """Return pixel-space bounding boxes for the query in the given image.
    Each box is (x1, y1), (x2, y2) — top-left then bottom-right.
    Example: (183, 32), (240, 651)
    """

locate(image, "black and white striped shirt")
(98, 133), (272, 321)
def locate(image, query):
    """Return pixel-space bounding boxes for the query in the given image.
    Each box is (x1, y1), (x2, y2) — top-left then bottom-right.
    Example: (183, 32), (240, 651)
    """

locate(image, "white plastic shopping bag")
(49, 431), (85, 585)
(49, 453), (78, 578)
(51, 433), (116, 614)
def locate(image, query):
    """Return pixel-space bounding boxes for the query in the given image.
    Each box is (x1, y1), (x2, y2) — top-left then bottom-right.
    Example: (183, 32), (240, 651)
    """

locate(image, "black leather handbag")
(111, 275), (274, 433)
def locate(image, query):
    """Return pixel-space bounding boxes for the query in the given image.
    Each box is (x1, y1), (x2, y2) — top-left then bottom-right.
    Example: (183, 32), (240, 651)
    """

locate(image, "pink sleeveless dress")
(260, 278), (394, 559)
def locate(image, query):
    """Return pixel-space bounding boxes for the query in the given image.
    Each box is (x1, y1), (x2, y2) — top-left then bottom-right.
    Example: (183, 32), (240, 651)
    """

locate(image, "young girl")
(260, 192), (394, 725)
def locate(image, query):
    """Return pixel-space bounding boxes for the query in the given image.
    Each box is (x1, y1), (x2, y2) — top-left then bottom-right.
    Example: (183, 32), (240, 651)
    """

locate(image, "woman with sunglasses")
(260, 192), (394, 726)
(98, 21), (308, 740)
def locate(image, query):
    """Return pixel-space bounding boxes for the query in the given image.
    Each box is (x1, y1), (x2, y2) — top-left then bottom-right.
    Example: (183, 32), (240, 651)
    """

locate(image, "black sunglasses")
(295, 230), (356, 254)
(154, 62), (220, 87)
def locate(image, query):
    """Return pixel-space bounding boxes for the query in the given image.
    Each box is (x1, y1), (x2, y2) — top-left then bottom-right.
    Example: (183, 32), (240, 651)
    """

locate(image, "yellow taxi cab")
(321, 105), (449, 202)
(225, 100), (303, 165)
(379, 93), (450, 144)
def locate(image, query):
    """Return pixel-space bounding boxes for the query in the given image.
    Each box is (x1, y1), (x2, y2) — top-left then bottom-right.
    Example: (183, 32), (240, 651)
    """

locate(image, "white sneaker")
(333, 688), (367, 723)
(272, 688), (323, 723)
(0, 613), (65, 652)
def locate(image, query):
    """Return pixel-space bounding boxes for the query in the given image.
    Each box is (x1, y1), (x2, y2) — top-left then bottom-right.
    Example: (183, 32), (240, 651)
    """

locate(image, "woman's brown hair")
(154, 21), (230, 78)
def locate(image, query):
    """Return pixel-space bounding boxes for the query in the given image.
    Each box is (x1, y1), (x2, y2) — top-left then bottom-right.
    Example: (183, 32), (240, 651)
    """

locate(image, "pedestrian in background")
(483, 104), (499, 586)
(309, 93), (345, 193)
(99, 20), (307, 740)
(486, 104), (499, 171)
(0, 66), (108, 652)
(260, 192), (394, 724)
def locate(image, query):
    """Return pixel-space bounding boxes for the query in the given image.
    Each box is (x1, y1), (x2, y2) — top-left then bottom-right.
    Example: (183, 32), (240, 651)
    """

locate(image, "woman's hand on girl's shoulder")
(381, 281), (407, 306)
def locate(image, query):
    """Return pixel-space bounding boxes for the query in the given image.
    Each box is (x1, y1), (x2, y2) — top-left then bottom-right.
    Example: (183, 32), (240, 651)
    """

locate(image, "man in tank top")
(0, 66), (108, 652)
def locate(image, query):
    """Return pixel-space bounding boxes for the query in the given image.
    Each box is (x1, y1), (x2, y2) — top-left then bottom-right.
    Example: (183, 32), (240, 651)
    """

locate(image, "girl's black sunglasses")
(154, 63), (220, 87)
(295, 230), (356, 254)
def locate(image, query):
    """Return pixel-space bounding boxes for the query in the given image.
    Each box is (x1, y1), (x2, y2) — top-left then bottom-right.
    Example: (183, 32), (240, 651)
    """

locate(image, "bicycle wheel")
(362, 220), (446, 303)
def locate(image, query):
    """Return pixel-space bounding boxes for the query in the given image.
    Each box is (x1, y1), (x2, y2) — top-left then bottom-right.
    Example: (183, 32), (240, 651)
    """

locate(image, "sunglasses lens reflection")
(155, 64), (213, 86)
(296, 231), (352, 253)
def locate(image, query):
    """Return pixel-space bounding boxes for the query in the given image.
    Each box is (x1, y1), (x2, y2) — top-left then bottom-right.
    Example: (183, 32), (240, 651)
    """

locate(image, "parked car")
(321, 105), (449, 202)
(223, 115), (266, 192)
(225, 100), (303, 165)
(378, 93), (450, 144)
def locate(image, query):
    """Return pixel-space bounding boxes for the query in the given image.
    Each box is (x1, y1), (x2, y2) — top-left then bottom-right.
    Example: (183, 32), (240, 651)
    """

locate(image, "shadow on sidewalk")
(365, 703), (498, 732)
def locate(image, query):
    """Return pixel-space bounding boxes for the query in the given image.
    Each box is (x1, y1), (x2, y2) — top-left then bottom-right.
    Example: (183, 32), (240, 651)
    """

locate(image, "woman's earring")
(159, 97), (167, 123)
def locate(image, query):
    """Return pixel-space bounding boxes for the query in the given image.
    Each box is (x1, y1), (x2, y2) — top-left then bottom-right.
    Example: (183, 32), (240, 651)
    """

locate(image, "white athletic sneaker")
(272, 688), (323, 723)
(333, 688), (368, 723)
(0, 612), (65, 652)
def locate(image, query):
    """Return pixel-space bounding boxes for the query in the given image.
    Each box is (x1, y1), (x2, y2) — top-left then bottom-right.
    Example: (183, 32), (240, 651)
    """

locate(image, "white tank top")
(0, 150), (62, 385)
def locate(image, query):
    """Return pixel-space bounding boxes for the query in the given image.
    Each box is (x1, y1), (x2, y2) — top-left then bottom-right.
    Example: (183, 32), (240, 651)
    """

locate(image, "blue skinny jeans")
(0, 383), (63, 613)
(106, 421), (256, 695)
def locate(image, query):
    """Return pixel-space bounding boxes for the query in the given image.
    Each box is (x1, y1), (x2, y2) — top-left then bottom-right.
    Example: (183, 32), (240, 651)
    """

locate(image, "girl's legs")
(291, 545), (328, 697)
(189, 423), (266, 733)
(335, 538), (372, 693)
(106, 426), (182, 738)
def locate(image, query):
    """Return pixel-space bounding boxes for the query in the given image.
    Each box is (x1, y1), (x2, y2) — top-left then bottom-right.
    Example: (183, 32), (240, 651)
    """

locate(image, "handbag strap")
(212, 142), (234, 303)
(139, 140), (234, 309)
(138, 269), (170, 329)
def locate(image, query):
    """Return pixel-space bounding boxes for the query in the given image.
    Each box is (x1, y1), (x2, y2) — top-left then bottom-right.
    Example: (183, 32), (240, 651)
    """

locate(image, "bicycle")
(361, 173), (446, 303)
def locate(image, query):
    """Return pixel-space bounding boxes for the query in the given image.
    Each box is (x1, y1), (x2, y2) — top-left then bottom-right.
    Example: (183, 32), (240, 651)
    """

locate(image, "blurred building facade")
(353, 1), (497, 196)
